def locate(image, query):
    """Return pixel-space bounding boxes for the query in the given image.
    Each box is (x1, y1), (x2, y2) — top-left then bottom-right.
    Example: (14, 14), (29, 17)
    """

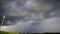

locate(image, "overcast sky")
(0, 0), (60, 33)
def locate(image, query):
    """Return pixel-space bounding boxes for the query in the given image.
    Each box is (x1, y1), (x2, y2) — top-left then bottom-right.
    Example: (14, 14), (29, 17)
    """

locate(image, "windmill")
(0, 15), (6, 30)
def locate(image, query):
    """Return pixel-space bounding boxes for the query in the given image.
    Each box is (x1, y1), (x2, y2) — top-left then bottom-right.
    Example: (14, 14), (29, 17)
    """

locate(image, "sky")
(0, 0), (60, 33)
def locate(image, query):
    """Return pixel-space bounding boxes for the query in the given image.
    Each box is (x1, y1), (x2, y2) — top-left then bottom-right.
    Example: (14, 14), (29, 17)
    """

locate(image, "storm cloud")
(0, 0), (60, 33)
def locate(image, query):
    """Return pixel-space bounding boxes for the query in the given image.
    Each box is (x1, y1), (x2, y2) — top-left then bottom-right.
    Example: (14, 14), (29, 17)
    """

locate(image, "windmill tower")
(0, 15), (6, 30)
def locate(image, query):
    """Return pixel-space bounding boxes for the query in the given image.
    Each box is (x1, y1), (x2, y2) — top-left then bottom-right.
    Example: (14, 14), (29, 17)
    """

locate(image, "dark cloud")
(0, 0), (60, 33)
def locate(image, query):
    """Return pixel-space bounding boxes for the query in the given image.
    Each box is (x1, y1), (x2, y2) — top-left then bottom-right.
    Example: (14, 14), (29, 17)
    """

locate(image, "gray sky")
(0, 0), (60, 33)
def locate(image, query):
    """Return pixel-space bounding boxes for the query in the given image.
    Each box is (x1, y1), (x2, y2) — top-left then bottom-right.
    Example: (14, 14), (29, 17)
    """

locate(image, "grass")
(0, 31), (19, 34)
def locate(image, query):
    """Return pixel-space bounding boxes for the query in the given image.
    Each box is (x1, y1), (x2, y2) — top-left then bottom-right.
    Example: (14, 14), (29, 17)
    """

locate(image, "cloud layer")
(0, 0), (60, 33)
